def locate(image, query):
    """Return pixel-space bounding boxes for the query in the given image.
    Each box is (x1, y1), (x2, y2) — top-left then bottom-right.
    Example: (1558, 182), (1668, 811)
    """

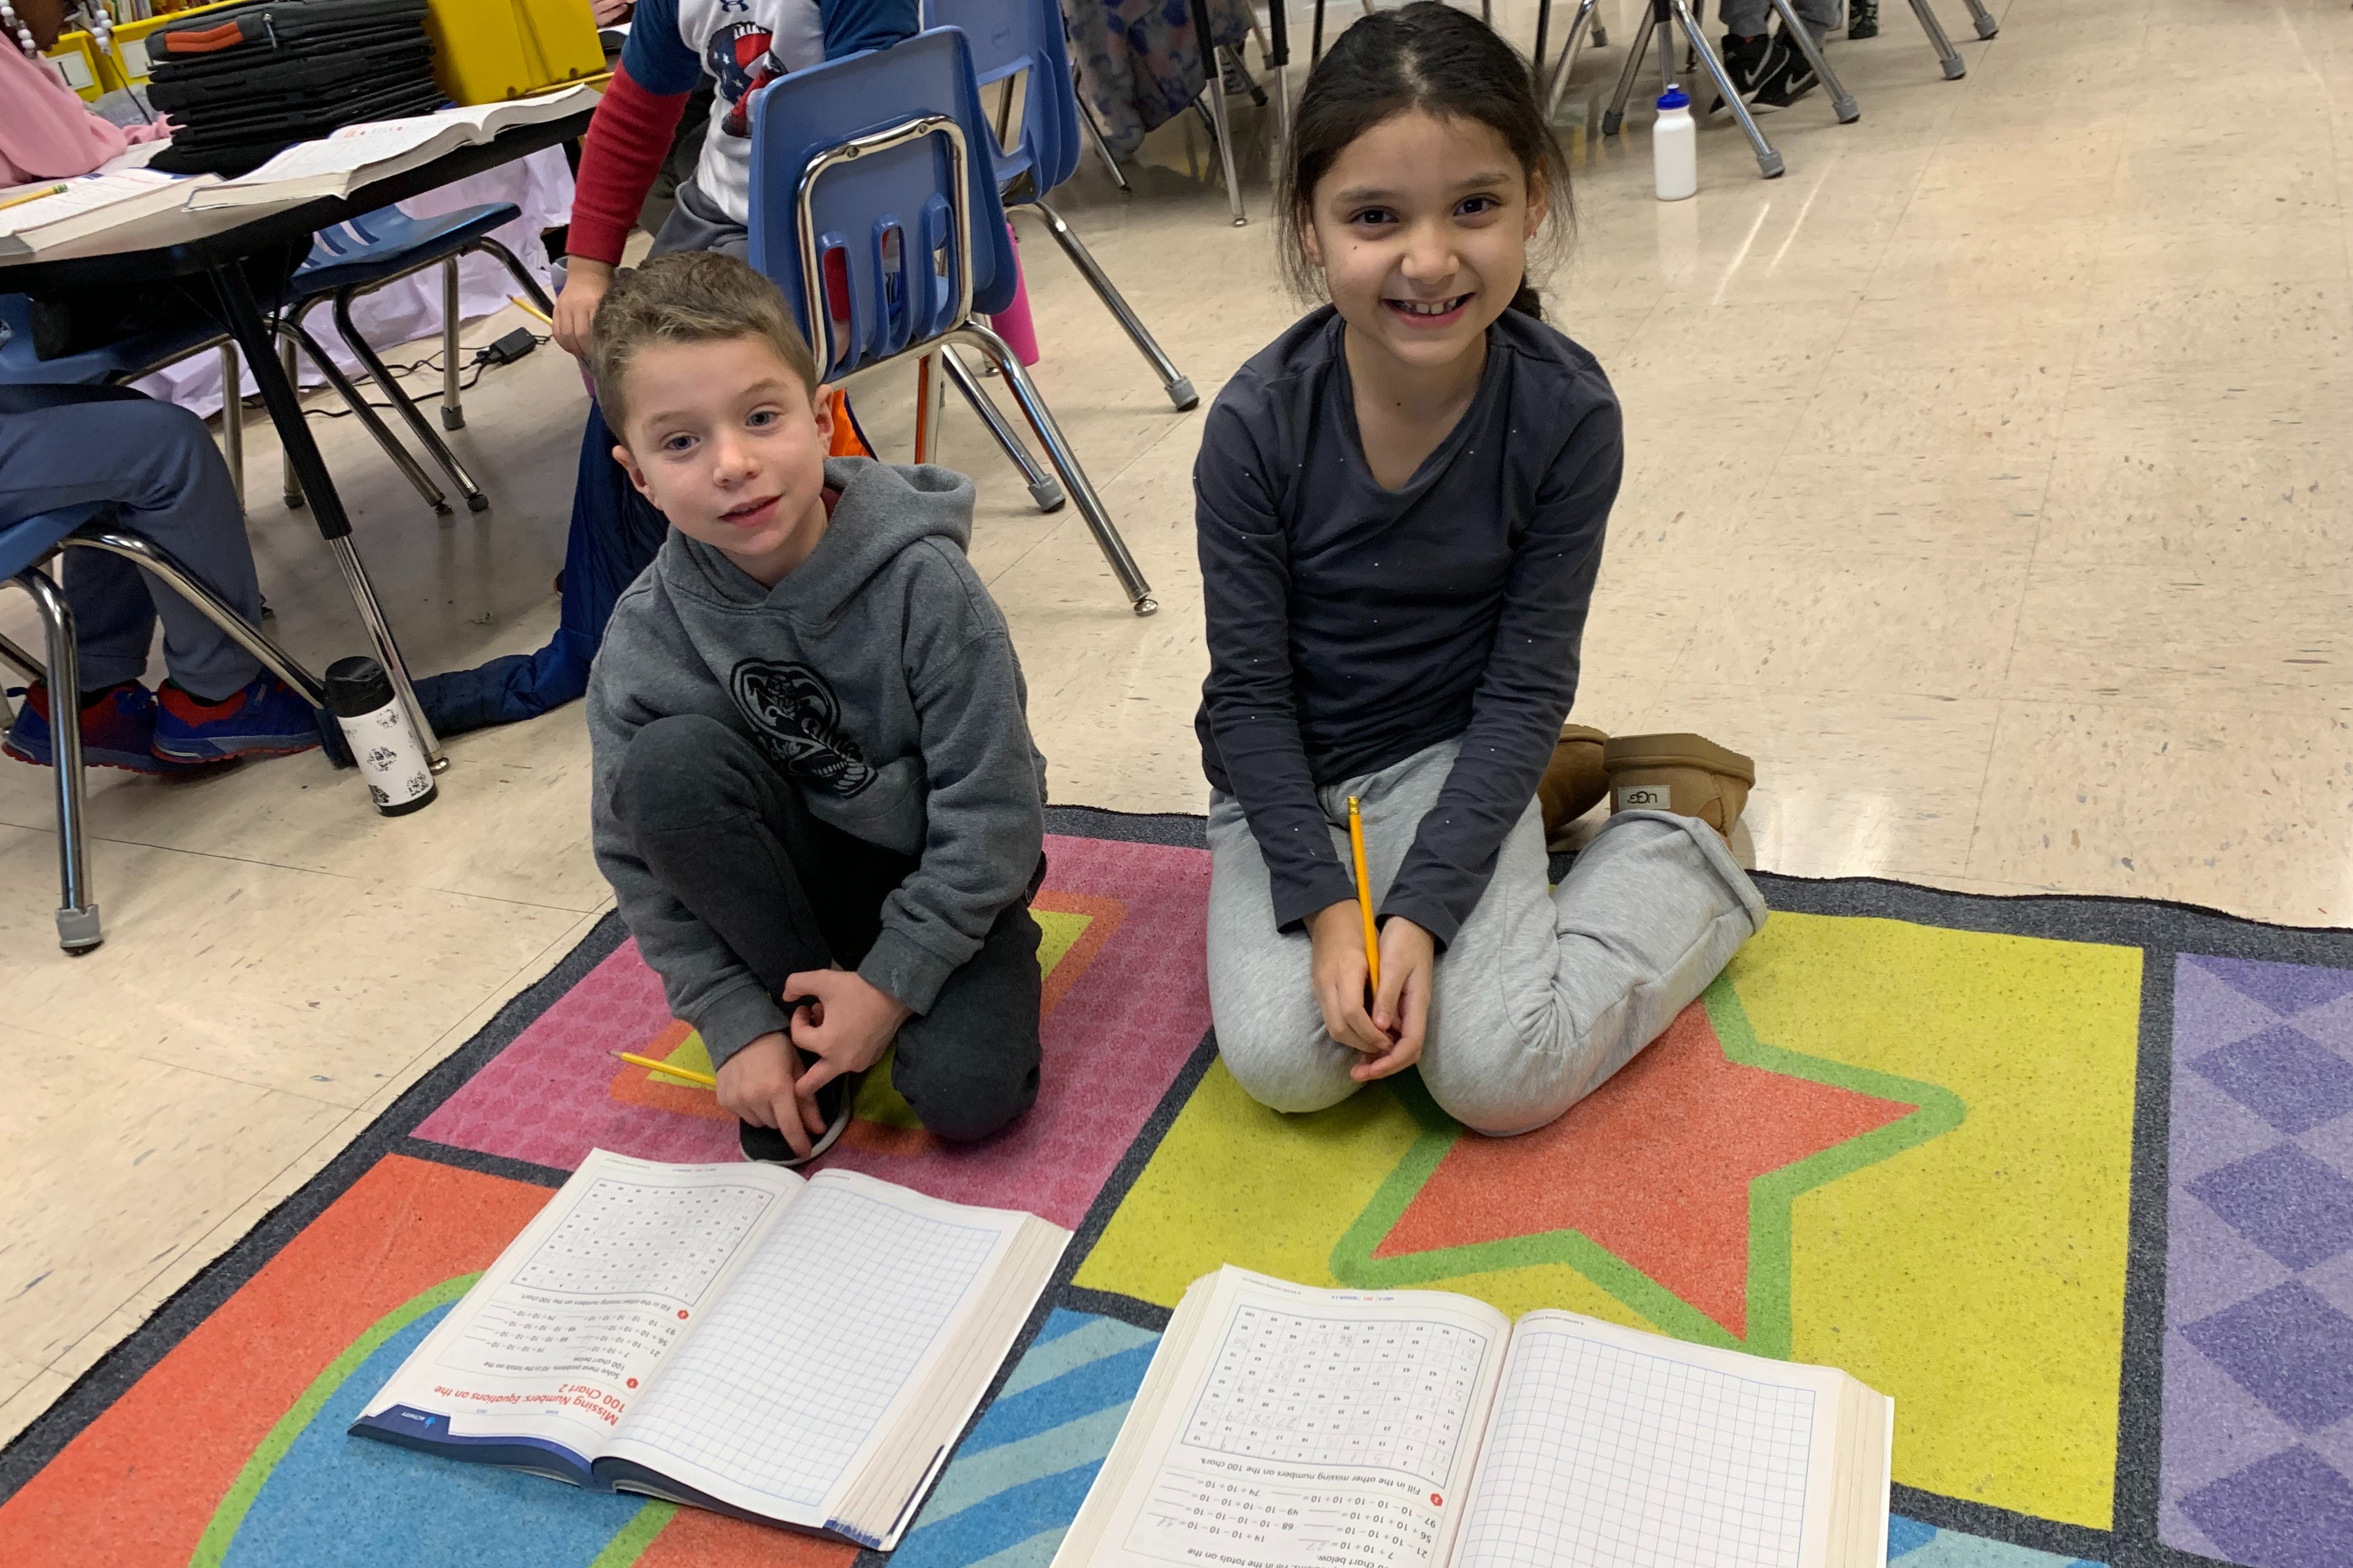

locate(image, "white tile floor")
(5, 0), (2352, 1440)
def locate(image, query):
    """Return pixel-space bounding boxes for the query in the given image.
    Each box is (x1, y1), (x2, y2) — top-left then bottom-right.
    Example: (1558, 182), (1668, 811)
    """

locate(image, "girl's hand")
(1355, 918), (1434, 1082)
(1308, 901), (1394, 1056)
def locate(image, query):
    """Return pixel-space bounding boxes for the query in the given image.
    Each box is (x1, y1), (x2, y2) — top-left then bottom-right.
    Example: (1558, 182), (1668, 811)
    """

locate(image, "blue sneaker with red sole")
(152, 674), (324, 764)
(3, 681), (212, 775)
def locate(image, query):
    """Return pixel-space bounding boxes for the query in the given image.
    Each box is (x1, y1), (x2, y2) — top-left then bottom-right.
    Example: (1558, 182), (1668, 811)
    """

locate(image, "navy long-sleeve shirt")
(1194, 305), (1622, 947)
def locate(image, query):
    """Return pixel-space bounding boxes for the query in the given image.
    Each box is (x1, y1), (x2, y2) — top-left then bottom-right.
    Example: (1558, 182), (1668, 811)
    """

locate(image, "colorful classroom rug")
(5, 803), (2351, 1568)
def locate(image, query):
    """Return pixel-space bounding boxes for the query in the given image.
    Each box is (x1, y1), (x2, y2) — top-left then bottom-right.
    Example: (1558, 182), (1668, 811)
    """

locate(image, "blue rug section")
(219, 1304), (650, 1568)
(1888, 1512), (2105, 1567)
(892, 1309), (1160, 1568)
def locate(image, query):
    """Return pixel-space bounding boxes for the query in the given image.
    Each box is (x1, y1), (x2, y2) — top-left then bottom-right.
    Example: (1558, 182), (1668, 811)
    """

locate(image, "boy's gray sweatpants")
(1721, 0), (1841, 41)
(1207, 739), (1767, 1136)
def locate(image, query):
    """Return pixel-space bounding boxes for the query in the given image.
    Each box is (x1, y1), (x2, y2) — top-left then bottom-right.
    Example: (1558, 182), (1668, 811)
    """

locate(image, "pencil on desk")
(0, 184), (71, 215)
(612, 1050), (716, 1088)
(1347, 795), (1381, 995)
(509, 294), (554, 327)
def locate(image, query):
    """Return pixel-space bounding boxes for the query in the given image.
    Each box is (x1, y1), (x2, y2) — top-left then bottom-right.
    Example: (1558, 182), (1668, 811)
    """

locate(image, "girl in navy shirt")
(1196, 3), (1765, 1134)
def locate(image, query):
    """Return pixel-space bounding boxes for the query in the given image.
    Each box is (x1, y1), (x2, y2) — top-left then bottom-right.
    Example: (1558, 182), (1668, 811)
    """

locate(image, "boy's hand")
(1308, 901), (1393, 1057)
(716, 1031), (828, 1158)
(553, 257), (615, 358)
(788, 969), (911, 1101)
(1355, 918), (1434, 1082)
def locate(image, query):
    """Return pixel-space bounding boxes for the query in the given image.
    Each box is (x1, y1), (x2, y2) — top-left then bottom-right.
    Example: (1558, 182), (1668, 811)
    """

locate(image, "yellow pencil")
(1347, 795), (1380, 996)
(0, 183), (71, 215)
(611, 1050), (716, 1088)
(509, 293), (554, 327)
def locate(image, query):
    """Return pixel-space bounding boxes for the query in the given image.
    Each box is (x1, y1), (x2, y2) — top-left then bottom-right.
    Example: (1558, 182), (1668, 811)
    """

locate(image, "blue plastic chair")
(0, 501), (329, 951)
(277, 202), (557, 516)
(925, 0), (1196, 410)
(1, 293), (251, 500)
(748, 27), (1155, 613)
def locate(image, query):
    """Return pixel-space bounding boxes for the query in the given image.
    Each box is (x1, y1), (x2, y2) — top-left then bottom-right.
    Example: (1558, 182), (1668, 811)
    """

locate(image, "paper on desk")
(0, 169), (183, 239)
(232, 117), (459, 184)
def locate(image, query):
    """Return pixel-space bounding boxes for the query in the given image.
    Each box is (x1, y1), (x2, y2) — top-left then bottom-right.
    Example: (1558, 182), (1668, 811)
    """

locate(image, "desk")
(0, 108), (595, 767)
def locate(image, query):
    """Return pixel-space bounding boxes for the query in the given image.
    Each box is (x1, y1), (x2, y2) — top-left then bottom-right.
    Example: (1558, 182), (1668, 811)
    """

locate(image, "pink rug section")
(411, 833), (1212, 1228)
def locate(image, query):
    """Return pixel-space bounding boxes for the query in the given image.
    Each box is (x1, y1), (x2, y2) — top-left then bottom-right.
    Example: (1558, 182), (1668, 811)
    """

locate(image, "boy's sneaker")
(152, 674), (324, 763)
(739, 1071), (862, 1167)
(4, 681), (205, 775)
(1710, 31), (1773, 112)
(1847, 0), (1879, 38)
(1748, 32), (1820, 109)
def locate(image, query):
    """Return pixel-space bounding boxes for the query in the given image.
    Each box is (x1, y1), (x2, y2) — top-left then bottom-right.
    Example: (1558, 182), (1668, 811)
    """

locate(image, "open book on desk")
(0, 169), (221, 261)
(351, 1148), (1069, 1548)
(1055, 1267), (1892, 1568)
(187, 83), (602, 210)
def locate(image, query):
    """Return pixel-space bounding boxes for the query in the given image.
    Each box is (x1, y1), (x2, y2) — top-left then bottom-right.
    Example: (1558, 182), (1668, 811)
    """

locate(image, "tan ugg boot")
(1602, 732), (1755, 839)
(1540, 723), (1611, 847)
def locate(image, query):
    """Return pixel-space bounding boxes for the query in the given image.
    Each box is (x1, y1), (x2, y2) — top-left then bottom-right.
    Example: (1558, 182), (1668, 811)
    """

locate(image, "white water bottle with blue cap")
(1653, 86), (1697, 201)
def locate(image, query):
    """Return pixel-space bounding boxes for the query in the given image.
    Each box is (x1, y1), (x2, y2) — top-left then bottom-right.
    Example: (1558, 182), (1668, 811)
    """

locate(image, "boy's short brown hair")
(588, 251), (822, 438)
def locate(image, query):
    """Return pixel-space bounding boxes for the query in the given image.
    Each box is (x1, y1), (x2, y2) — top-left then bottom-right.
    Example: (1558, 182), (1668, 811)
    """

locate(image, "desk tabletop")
(0, 109), (594, 292)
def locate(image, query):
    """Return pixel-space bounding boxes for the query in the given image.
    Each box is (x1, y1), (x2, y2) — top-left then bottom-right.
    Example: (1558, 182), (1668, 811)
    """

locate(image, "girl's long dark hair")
(1277, 1), (1571, 319)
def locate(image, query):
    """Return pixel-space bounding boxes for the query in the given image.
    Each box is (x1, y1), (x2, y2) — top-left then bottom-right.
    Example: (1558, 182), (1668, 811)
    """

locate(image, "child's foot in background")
(152, 674), (323, 764)
(1710, 32), (1772, 113)
(3, 681), (211, 775)
(1540, 722), (1611, 848)
(1748, 31), (1821, 109)
(1847, 0), (1879, 38)
(1602, 732), (1756, 840)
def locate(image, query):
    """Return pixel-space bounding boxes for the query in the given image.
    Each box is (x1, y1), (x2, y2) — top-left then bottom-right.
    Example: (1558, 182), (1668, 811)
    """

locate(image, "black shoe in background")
(1710, 32), (1771, 113)
(1749, 31), (1820, 109)
(1847, 0), (1879, 37)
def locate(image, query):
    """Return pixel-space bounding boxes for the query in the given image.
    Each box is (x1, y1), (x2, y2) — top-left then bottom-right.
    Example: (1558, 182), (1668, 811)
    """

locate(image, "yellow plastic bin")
(425, 0), (604, 105)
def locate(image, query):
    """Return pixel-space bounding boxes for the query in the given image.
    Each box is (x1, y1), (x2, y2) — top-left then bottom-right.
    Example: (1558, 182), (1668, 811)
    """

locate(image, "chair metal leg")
(1767, 0), (1860, 121)
(333, 289), (490, 513)
(1191, 0), (1246, 225)
(280, 331), (306, 510)
(441, 259), (465, 431)
(949, 322), (1157, 615)
(1961, 0), (1997, 38)
(15, 566), (100, 951)
(1544, 0), (1603, 121)
(1908, 0), (1967, 76)
(1671, 0), (1786, 175)
(218, 341), (245, 507)
(0, 629), (39, 681)
(326, 533), (445, 768)
(282, 321), (452, 515)
(474, 235), (556, 316)
(1601, 0), (1659, 134)
(1074, 79), (1131, 192)
(63, 531), (330, 708)
(1020, 199), (1199, 410)
(941, 347), (1066, 513)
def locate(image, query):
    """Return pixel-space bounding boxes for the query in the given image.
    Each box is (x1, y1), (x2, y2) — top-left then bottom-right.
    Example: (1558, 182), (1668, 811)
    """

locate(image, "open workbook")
(351, 1149), (1068, 1547)
(187, 83), (602, 209)
(1055, 1267), (1892, 1568)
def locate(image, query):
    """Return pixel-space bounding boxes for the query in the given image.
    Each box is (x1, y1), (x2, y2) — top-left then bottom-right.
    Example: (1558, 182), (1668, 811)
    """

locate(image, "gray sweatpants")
(0, 396), (262, 700)
(1722, 0), (1840, 39)
(1207, 739), (1767, 1136)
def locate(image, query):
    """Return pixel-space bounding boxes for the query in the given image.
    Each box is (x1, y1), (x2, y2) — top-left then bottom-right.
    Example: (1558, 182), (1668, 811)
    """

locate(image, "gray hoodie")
(586, 456), (1048, 1064)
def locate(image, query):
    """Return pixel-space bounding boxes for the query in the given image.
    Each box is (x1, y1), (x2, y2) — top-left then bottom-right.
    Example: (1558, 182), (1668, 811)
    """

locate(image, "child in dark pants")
(584, 252), (1047, 1164)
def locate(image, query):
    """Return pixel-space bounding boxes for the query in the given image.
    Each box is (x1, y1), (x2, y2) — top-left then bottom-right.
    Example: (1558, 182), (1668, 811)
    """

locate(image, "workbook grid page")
(1456, 1331), (1816, 1568)
(1182, 1306), (1491, 1487)
(512, 1178), (776, 1304)
(616, 1187), (1003, 1509)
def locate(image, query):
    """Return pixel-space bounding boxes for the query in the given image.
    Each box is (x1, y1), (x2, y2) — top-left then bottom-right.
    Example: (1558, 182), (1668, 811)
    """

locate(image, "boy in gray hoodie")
(584, 252), (1047, 1164)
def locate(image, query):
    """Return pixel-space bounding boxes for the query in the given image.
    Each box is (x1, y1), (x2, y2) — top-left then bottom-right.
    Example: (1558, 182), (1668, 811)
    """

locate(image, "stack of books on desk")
(145, 0), (443, 177)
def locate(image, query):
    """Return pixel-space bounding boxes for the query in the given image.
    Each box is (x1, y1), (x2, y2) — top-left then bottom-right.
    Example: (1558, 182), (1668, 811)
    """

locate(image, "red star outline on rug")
(1331, 977), (1966, 1356)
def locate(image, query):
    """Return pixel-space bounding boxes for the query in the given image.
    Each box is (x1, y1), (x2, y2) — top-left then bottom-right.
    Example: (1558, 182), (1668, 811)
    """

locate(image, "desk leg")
(210, 262), (448, 772)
